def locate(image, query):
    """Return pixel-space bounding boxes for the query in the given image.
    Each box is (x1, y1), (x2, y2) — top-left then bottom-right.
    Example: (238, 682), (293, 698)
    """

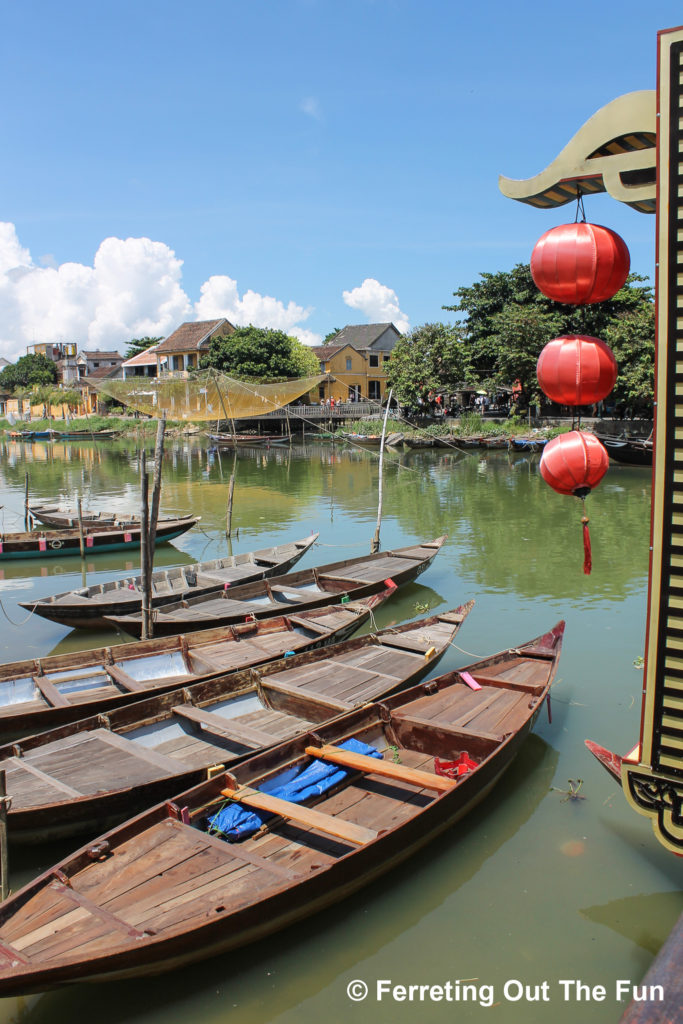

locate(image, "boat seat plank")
(105, 665), (148, 692)
(222, 785), (378, 845)
(172, 705), (276, 749)
(32, 676), (70, 708)
(178, 821), (300, 879)
(371, 635), (433, 655)
(286, 615), (330, 635)
(88, 729), (186, 775)
(4, 756), (83, 798)
(392, 711), (502, 745)
(154, 734), (240, 768)
(305, 746), (456, 792)
(263, 677), (353, 712)
(50, 882), (145, 938)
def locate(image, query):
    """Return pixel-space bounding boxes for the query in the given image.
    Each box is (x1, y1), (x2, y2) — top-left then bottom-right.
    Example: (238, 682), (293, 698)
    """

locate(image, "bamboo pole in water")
(140, 450), (151, 640)
(77, 497), (85, 559)
(24, 473), (29, 531)
(0, 770), (8, 901)
(371, 388), (393, 553)
(226, 453), (237, 537)
(147, 415), (167, 579)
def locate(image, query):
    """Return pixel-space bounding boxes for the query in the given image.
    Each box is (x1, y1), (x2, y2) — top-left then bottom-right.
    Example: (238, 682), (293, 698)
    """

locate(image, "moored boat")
(104, 537), (447, 638)
(593, 432), (653, 466)
(0, 620), (563, 992)
(21, 533), (319, 627)
(0, 516), (199, 561)
(0, 603), (473, 842)
(29, 506), (142, 529)
(0, 596), (386, 737)
(207, 433), (282, 447)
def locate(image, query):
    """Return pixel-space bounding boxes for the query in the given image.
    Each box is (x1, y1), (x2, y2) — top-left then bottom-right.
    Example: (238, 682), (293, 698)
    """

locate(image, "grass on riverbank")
(0, 415), (189, 435)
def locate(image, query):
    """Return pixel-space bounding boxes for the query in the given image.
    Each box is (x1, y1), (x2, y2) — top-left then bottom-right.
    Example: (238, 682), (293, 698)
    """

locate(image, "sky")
(0, 0), (679, 362)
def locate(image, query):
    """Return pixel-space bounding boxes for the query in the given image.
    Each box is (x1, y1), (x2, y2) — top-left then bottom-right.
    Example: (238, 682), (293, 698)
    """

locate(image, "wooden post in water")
(24, 472), (29, 531)
(371, 388), (393, 553)
(139, 450), (151, 640)
(147, 415), (167, 580)
(77, 497), (85, 559)
(226, 453), (237, 537)
(0, 770), (8, 901)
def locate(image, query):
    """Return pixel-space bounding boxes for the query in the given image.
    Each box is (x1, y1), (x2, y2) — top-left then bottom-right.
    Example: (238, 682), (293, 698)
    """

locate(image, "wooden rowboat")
(593, 432), (653, 466)
(0, 516), (199, 561)
(0, 596), (386, 738)
(207, 433), (282, 447)
(105, 536), (447, 638)
(28, 506), (142, 529)
(0, 620), (562, 992)
(0, 603), (473, 843)
(21, 533), (319, 628)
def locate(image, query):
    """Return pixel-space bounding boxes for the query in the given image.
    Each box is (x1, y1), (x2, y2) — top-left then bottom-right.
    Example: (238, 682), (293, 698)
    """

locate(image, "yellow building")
(154, 319), (235, 376)
(312, 323), (401, 403)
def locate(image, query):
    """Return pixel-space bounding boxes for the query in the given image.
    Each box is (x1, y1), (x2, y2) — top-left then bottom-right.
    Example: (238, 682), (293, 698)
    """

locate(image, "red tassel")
(582, 514), (592, 575)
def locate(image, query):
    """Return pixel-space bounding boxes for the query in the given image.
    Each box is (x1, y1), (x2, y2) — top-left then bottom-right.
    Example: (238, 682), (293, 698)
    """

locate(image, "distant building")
(26, 342), (78, 384)
(75, 350), (124, 379)
(312, 323), (401, 403)
(121, 343), (165, 379)
(153, 319), (235, 376)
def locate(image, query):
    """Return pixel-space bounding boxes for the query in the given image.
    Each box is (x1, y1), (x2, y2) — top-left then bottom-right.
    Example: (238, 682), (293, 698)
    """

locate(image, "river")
(0, 434), (678, 1024)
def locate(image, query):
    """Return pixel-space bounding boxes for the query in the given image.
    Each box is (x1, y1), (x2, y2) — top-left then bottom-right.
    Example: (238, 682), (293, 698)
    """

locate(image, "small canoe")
(593, 433), (653, 466)
(0, 620), (563, 993)
(0, 595), (387, 738)
(51, 429), (118, 441)
(105, 537), (447, 638)
(207, 433), (282, 447)
(0, 603), (473, 842)
(510, 437), (548, 451)
(21, 533), (319, 628)
(341, 432), (404, 447)
(0, 516), (199, 561)
(29, 506), (142, 529)
(403, 436), (436, 449)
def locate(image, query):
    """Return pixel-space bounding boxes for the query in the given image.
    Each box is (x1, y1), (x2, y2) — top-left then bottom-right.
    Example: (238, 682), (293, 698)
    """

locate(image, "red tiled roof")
(153, 319), (234, 355)
(122, 344), (164, 367)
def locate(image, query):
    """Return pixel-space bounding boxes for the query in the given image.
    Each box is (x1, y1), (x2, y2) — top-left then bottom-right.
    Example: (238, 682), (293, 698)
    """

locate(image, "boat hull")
(0, 517), (198, 560)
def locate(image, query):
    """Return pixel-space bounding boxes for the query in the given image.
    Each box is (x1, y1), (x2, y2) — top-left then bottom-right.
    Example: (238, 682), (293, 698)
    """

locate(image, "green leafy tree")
(199, 326), (319, 380)
(0, 353), (57, 391)
(323, 328), (342, 343)
(386, 323), (467, 407)
(444, 263), (654, 410)
(124, 336), (162, 359)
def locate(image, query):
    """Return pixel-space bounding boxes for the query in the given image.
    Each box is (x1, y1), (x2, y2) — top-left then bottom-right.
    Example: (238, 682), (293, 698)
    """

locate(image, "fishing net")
(92, 371), (326, 421)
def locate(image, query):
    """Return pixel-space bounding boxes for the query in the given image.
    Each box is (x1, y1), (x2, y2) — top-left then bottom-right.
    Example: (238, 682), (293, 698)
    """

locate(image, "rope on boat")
(0, 598), (37, 628)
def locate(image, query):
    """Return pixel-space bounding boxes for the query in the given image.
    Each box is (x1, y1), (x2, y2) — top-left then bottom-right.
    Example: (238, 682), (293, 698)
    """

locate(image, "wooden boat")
(441, 435), (484, 448)
(0, 516), (199, 561)
(207, 433), (282, 447)
(482, 436), (510, 449)
(0, 596), (387, 738)
(0, 603), (473, 842)
(341, 432), (404, 447)
(510, 436), (548, 451)
(0, 620), (563, 992)
(21, 533), (319, 628)
(104, 537), (447, 638)
(51, 429), (118, 441)
(29, 505), (142, 528)
(403, 436), (436, 449)
(593, 432), (653, 466)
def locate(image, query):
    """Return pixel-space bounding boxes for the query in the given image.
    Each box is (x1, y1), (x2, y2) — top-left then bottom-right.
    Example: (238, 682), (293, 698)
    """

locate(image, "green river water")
(0, 434), (679, 1024)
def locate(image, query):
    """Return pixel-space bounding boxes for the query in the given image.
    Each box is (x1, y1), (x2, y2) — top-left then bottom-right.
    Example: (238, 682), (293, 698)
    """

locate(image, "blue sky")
(0, 1), (678, 359)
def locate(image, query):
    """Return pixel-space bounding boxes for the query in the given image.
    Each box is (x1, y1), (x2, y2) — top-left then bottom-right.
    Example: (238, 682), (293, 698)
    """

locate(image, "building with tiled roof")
(75, 349), (124, 380)
(154, 319), (235, 374)
(121, 343), (165, 379)
(311, 323), (402, 404)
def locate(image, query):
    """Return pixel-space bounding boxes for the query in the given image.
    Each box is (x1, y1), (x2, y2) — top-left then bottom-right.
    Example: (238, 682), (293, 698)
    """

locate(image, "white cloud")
(0, 223), (318, 360)
(300, 96), (323, 121)
(342, 277), (410, 333)
(194, 274), (316, 338)
(289, 326), (322, 346)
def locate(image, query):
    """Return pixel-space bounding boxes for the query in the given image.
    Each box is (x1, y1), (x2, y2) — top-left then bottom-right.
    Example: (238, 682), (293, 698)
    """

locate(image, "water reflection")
(580, 892), (683, 954)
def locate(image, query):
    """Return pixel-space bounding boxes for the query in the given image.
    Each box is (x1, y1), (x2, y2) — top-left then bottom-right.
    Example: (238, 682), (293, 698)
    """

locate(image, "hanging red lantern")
(537, 335), (618, 406)
(540, 431), (609, 574)
(531, 222), (630, 304)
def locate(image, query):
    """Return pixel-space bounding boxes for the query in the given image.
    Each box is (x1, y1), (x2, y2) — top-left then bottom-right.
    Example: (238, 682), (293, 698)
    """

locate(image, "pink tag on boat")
(460, 671), (481, 691)
(124, 532), (132, 543)
(86, 535), (94, 547)
(0, 541), (3, 553)
(384, 578), (397, 589)
(39, 538), (47, 551)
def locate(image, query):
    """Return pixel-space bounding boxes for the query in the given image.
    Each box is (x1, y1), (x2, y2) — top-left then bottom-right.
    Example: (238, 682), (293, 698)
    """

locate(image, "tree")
(323, 328), (342, 344)
(199, 326), (319, 380)
(124, 336), (162, 359)
(385, 323), (468, 407)
(0, 353), (57, 391)
(444, 263), (655, 410)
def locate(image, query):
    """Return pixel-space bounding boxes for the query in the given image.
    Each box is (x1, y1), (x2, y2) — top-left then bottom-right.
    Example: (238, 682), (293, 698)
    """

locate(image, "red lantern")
(537, 335), (618, 406)
(540, 431), (609, 574)
(531, 222), (630, 304)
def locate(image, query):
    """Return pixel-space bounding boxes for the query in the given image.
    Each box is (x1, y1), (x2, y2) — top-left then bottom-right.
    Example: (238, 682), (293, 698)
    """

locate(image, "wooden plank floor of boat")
(0, 748), (441, 961)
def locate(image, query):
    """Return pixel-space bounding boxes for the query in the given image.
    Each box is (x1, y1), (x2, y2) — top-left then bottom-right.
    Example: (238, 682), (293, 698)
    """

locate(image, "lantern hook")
(574, 187), (587, 224)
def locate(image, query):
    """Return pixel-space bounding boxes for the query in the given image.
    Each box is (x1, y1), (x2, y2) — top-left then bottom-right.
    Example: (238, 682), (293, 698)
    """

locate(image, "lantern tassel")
(582, 513), (592, 575)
